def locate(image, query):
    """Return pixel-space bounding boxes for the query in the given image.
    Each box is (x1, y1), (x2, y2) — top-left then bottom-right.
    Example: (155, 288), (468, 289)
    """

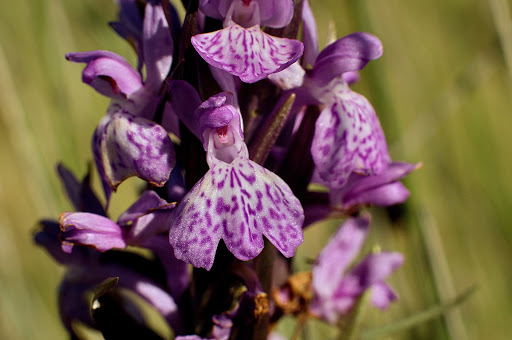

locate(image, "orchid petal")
(66, 51), (143, 98)
(371, 282), (399, 310)
(191, 24), (304, 83)
(117, 191), (176, 244)
(167, 80), (203, 138)
(58, 275), (96, 332)
(94, 111), (175, 192)
(57, 164), (105, 216)
(312, 216), (369, 300)
(339, 181), (410, 209)
(301, 0), (319, 67)
(35, 220), (92, 266)
(169, 156), (304, 270)
(140, 235), (190, 300)
(342, 71), (360, 85)
(110, 0), (144, 70)
(196, 92), (240, 144)
(311, 87), (390, 188)
(267, 61), (305, 90)
(209, 65), (241, 108)
(175, 336), (207, 340)
(311, 32), (383, 86)
(340, 252), (404, 308)
(142, 2), (174, 92)
(331, 162), (419, 210)
(199, 0), (227, 20)
(258, 0), (293, 28)
(59, 212), (126, 252)
(223, 0), (261, 27)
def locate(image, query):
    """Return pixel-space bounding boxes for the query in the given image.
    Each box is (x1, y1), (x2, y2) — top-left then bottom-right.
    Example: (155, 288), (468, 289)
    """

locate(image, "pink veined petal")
(311, 86), (390, 189)
(94, 111), (175, 192)
(169, 155), (304, 270)
(191, 24), (304, 83)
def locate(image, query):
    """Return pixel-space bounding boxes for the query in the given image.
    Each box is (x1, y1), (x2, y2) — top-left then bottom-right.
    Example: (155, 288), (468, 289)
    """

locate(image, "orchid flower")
(303, 33), (419, 211)
(36, 171), (187, 334)
(169, 92), (304, 270)
(267, 4), (418, 212)
(310, 215), (403, 324)
(36, 220), (184, 334)
(60, 192), (190, 296)
(66, 1), (176, 203)
(192, 0), (304, 83)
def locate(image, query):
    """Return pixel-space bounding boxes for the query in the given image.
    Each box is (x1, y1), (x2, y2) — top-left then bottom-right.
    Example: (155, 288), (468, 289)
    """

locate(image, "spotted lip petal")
(93, 111), (175, 193)
(311, 86), (390, 189)
(169, 155), (304, 270)
(191, 24), (304, 83)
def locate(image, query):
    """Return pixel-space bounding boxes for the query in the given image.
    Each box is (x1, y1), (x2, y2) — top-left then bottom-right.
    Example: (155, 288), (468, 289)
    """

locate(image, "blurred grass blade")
(360, 286), (476, 340)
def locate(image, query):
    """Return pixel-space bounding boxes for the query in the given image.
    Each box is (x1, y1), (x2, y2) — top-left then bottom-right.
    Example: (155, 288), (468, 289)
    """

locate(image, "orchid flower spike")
(169, 92), (304, 270)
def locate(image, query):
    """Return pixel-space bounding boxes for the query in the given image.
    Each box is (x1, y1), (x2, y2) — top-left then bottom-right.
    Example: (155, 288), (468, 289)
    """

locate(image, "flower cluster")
(35, 0), (418, 339)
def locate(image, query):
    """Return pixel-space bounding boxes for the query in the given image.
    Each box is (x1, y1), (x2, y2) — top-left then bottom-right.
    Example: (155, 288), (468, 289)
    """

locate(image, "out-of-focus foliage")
(1, 0), (511, 339)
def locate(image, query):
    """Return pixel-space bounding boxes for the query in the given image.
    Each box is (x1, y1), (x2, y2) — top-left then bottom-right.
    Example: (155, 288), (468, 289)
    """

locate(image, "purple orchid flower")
(310, 215), (403, 324)
(169, 92), (304, 270)
(192, 0), (304, 83)
(269, 13), (417, 212)
(35, 166), (188, 334)
(66, 1), (176, 203)
(303, 32), (419, 209)
(36, 217), (185, 334)
(59, 190), (190, 299)
(283, 31), (390, 189)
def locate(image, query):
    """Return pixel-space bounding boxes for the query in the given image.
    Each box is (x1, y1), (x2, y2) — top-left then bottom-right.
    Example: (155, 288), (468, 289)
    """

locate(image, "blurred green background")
(1, 0), (511, 339)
